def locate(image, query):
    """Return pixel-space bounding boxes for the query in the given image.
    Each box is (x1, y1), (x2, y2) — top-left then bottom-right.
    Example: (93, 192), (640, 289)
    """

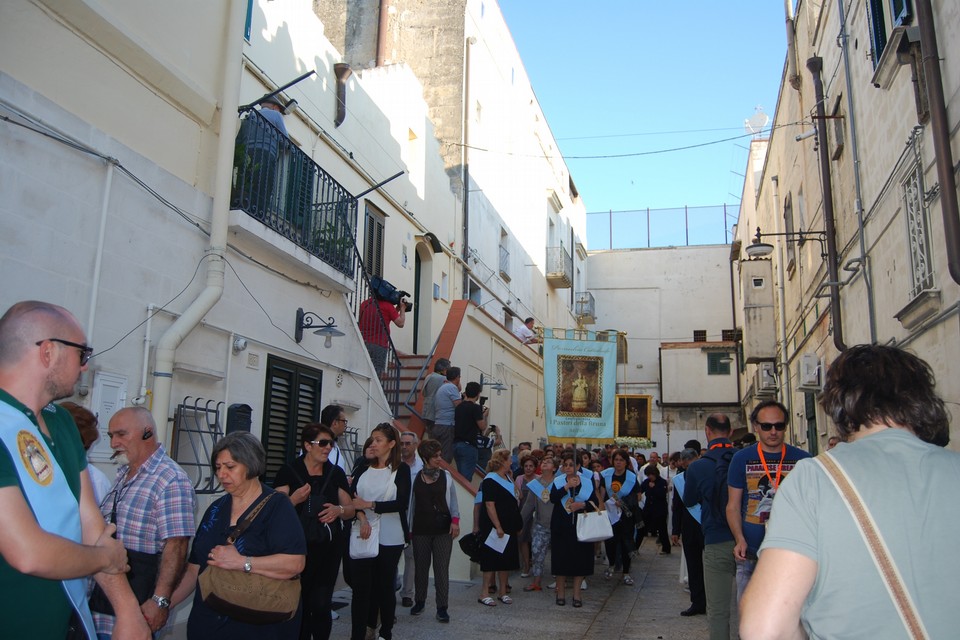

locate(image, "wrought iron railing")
(171, 397), (224, 494)
(231, 109), (357, 276)
(499, 244), (511, 281)
(546, 244), (573, 284)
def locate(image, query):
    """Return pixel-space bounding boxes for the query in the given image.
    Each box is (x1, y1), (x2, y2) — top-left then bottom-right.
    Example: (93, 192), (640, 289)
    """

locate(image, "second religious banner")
(543, 329), (618, 442)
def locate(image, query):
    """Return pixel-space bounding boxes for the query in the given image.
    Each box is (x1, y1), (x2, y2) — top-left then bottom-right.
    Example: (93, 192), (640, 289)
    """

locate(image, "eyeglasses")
(309, 439), (334, 448)
(334, 418), (349, 426)
(36, 338), (94, 366)
(757, 422), (787, 432)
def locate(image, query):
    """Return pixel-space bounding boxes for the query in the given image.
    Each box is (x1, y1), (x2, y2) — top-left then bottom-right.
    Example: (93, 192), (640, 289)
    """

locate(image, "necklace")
(757, 443), (786, 490)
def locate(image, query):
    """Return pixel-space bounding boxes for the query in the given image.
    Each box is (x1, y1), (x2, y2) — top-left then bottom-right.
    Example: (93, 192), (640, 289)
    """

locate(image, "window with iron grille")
(721, 329), (742, 342)
(261, 356), (322, 481)
(363, 202), (385, 277)
(693, 330), (707, 342)
(903, 155), (934, 298)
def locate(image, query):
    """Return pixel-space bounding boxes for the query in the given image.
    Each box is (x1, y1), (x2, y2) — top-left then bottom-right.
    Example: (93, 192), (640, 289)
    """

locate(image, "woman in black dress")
(549, 452), (599, 608)
(477, 449), (521, 606)
(274, 424), (355, 640)
(640, 464), (671, 554)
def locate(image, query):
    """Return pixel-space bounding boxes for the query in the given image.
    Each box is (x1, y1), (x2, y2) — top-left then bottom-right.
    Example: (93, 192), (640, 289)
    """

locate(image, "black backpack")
(702, 446), (736, 521)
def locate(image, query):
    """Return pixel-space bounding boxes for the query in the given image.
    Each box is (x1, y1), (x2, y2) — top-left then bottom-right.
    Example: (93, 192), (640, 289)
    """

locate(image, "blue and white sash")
(483, 471), (519, 500)
(672, 472), (702, 524)
(553, 473), (593, 510)
(0, 400), (95, 639)
(526, 477), (551, 503)
(600, 467), (638, 499)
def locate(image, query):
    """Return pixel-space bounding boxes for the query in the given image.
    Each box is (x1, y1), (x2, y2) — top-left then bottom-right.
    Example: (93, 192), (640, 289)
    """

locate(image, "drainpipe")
(78, 161), (116, 397)
(915, 0), (960, 285)
(376, 0), (392, 67)
(334, 63), (353, 127)
(784, 0), (801, 90)
(461, 36), (476, 299)
(150, 0), (246, 444)
(807, 57), (847, 352)
(836, 0), (877, 343)
(770, 176), (793, 419)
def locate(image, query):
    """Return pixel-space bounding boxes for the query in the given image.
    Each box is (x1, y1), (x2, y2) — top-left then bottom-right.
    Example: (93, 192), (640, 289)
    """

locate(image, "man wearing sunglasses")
(726, 400), (810, 601)
(0, 301), (150, 640)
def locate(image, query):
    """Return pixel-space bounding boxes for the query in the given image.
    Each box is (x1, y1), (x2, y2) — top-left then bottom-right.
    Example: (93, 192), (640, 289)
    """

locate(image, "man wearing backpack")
(682, 414), (736, 640)
(726, 400), (810, 601)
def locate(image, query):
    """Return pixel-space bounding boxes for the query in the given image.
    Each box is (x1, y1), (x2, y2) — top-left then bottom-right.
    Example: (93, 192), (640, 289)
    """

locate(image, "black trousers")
(300, 540), (342, 640)
(412, 534), (453, 608)
(350, 544), (404, 640)
(604, 517), (635, 574)
(645, 510), (671, 553)
(681, 520), (707, 610)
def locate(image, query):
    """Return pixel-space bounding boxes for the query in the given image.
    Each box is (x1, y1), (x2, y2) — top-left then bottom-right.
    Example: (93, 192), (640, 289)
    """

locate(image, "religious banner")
(543, 329), (618, 442)
(615, 394), (652, 438)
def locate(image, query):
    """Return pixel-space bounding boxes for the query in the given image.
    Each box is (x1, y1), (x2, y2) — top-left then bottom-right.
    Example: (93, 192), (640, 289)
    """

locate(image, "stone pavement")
(330, 538), (730, 640)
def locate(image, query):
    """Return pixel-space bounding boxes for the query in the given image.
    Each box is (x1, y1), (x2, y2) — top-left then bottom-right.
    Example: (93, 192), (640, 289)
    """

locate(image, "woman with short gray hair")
(172, 431), (307, 639)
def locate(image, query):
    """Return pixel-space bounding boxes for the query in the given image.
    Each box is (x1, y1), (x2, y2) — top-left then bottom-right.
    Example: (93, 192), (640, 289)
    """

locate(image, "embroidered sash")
(0, 400), (96, 639)
(553, 473), (593, 510)
(526, 477), (551, 503)
(601, 467), (638, 499)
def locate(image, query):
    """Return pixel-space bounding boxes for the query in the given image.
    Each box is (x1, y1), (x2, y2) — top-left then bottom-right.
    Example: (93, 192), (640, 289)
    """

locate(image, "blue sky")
(498, 1), (789, 247)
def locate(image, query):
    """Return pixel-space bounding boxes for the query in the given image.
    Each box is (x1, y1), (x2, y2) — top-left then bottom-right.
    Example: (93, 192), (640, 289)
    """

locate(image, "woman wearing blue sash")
(519, 454), (557, 592)
(600, 449), (640, 585)
(549, 452), (599, 608)
(476, 449), (521, 606)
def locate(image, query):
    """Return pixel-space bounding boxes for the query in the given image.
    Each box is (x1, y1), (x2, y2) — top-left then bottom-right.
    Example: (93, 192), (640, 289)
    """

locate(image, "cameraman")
(452, 382), (489, 479)
(358, 288), (407, 376)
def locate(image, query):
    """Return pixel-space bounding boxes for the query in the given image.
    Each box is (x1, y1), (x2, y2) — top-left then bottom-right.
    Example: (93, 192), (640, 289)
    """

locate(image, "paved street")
(330, 539), (728, 640)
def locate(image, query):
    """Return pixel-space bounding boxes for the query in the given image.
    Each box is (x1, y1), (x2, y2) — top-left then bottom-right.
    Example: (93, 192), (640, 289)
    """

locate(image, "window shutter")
(262, 356), (322, 481)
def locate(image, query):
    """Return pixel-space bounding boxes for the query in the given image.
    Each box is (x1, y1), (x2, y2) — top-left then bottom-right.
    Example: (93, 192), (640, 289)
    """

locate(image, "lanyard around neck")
(757, 443), (786, 490)
(709, 442), (732, 450)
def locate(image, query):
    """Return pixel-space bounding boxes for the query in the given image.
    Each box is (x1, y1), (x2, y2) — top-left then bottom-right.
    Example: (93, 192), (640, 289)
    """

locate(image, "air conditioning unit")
(755, 361), (778, 395)
(797, 353), (823, 391)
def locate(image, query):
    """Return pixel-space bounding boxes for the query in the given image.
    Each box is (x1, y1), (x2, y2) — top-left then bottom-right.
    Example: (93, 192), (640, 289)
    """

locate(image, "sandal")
(523, 584), (542, 592)
(499, 595), (513, 604)
(572, 599), (583, 608)
(477, 597), (497, 607)
(555, 597), (566, 606)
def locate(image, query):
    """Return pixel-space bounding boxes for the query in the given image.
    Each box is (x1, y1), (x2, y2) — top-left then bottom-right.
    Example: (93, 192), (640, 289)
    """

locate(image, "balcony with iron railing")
(575, 291), (596, 324)
(546, 244), (573, 288)
(229, 108), (357, 291)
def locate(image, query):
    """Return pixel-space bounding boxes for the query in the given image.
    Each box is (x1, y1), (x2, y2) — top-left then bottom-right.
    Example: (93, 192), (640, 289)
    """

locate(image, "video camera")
(369, 276), (412, 311)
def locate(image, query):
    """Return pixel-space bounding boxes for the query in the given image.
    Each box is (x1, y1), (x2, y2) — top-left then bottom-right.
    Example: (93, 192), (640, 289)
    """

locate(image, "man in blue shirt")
(726, 400), (810, 601)
(432, 367), (461, 464)
(682, 413), (736, 640)
(233, 95), (288, 217)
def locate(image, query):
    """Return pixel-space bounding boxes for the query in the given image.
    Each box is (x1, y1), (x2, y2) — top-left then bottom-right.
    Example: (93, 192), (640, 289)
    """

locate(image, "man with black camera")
(452, 382), (488, 479)
(358, 285), (407, 376)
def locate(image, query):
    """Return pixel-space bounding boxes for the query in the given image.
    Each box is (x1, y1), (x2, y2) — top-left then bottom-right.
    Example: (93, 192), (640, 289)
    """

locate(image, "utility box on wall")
(741, 260), (776, 362)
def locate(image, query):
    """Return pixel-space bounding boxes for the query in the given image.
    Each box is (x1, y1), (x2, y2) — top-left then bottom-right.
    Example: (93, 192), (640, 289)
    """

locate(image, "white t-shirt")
(513, 323), (536, 344)
(355, 466), (404, 546)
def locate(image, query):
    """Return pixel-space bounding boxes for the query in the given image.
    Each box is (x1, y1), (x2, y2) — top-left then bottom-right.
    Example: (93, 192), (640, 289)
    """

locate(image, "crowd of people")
(3, 298), (958, 640)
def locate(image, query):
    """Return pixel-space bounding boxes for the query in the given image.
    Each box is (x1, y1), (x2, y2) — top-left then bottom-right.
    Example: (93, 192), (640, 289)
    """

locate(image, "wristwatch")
(151, 594), (170, 609)
(243, 557), (252, 573)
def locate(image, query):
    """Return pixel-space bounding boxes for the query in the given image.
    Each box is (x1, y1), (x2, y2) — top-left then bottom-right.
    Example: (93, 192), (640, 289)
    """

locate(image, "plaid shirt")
(94, 445), (196, 634)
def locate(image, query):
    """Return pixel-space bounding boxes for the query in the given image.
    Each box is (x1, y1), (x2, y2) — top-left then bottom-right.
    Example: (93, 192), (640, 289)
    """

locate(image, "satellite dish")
(744, 106), (770, 138)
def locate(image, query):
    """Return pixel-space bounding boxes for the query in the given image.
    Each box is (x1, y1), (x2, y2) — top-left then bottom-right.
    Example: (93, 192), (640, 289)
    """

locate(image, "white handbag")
(349, 515), (381, 559)
(576, 503), (614, 542)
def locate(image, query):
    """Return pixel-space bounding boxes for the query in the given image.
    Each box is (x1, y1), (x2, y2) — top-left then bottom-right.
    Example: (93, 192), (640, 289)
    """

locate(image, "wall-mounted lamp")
(479, 373), (508, 396)
(744, 226), (827, 259)
(232, 337), (248, 355)
(295, 308), (345, 348)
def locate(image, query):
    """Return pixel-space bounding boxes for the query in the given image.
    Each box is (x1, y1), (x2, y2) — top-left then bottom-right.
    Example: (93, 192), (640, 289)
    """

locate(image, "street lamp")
(295, 308), (345, 348)
(744, 226), (827, 259)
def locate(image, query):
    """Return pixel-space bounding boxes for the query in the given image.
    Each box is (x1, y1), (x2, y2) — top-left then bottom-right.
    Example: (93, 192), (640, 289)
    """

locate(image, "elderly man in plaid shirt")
(94, 407), (196, 637)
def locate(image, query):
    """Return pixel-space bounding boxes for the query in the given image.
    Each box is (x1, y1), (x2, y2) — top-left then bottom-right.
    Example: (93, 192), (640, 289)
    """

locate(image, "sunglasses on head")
(757, 422), (787, 432)
(309, 439), (335, 448)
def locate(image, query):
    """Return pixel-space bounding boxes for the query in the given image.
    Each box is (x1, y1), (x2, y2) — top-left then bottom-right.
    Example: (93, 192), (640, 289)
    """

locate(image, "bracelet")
(338, 504), (344, 514)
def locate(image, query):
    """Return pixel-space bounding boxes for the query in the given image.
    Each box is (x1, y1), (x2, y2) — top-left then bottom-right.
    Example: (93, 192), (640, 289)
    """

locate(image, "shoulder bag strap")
(226, 492), (276, 545)
(814, 452), (929, 640)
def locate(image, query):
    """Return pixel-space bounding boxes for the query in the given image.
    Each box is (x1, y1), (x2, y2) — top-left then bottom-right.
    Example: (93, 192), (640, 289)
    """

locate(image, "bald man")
(91, 407), (195, 637)
(0, 301), (150, 640)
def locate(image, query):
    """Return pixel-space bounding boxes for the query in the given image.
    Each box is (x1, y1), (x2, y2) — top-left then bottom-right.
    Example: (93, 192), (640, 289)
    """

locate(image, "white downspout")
(150, 0), (246, 445)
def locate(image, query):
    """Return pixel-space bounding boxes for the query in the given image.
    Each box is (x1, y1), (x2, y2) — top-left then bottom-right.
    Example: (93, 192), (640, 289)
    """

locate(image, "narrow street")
(330, 539), (728, 640)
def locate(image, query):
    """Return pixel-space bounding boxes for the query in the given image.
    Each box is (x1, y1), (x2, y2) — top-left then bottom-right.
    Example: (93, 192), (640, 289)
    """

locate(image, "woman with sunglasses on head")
(274, 424), (355, 640)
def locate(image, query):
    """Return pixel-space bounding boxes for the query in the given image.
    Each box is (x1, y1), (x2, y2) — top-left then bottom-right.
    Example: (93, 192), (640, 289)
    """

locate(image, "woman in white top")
(349, 424), (411, 640)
